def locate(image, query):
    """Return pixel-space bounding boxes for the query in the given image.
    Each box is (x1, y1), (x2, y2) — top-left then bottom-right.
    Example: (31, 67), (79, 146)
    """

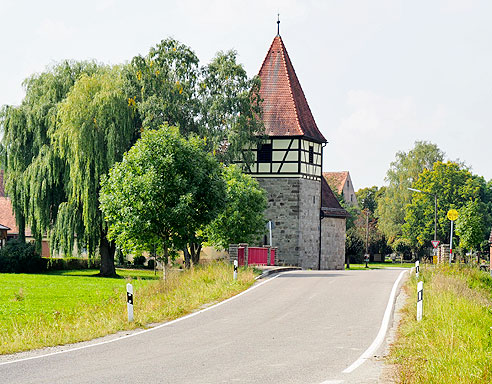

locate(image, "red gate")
(238, 247), (245, 266)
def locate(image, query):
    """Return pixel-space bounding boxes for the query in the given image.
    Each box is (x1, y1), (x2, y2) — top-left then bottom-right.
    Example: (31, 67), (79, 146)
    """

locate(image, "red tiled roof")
(0, 197), (32, 236)
(257, 36), (326, 143)
(321, 177), (348, 218)
(323, 171), (349, 195)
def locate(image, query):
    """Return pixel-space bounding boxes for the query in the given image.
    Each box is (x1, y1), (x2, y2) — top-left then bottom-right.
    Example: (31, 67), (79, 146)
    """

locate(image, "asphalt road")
(0, 268), (407, 384)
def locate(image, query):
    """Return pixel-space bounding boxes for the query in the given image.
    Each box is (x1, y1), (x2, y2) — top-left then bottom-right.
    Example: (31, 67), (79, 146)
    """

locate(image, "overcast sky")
(1, 0), (490, 190)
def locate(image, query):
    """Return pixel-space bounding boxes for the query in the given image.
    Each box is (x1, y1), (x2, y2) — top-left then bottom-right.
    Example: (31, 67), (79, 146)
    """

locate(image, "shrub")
(46, 257), (101, 271)
(133, 255), (146, 266)
(0, 239), (47, 273)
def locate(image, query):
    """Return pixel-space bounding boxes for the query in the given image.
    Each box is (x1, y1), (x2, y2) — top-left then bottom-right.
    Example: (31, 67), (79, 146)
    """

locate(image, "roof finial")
(277, 13), (280, 36)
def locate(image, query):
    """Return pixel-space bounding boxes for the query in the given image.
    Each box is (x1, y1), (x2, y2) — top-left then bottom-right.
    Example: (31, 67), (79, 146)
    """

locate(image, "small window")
(309, 146), (314, 164)
(258, 143), (272, 163)
(347, 180), (349, 187)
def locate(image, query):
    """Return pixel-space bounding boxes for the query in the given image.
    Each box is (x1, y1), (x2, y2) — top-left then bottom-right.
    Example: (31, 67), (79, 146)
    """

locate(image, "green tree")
(403, 161), (489, 255)
(125, 39), (263, 165)
(1, 61), (100, 244)
(456, 200), (487, 254)
(205, 165), (267, 250)
(52, 68), (137, 276)
(198, 50), (263, 164)
(99, 126), (226, 268)
(376, 141), (444, 245)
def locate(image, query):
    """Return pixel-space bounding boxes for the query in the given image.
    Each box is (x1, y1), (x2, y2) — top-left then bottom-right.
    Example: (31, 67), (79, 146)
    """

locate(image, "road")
(0, 268), (407, 384)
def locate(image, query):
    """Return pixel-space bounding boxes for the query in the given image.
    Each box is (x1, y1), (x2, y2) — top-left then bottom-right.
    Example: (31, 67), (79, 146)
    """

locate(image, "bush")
(133, 255), (146, 266)
(0, 239), (47, 273)
(46, 257), (101, 271)
(147, 259), (155, 270)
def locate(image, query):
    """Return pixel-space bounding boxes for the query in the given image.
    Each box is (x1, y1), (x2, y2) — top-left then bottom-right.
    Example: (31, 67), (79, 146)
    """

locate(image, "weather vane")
(277, 13), (280, 36)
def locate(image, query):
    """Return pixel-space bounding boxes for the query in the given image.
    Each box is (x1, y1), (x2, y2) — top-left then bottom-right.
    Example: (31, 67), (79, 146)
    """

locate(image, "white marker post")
(417, 281), (423, 321)
(126, 283), (134, 322)
(415, 260), (420, 278)
(233, 259), (238, 280)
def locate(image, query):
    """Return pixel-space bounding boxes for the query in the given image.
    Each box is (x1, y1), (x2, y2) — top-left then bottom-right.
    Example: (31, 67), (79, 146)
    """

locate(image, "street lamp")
(408, 187), (438, 255)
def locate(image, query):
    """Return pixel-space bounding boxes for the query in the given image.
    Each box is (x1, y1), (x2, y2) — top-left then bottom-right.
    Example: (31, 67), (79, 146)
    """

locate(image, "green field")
(0, 263), (256, 354)
(390, 264), (492, 383)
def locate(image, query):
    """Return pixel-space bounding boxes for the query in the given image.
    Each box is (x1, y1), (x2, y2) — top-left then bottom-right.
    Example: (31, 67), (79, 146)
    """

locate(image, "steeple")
(257, 35), (326, 143)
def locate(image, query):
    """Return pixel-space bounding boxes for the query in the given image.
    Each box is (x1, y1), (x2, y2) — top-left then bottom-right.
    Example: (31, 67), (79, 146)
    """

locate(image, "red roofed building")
(242, 28), (346, 269)
(323, 171), (358, 206)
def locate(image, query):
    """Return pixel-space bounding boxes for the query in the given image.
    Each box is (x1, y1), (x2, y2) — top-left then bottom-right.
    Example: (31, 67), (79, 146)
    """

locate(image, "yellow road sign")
(447, 209), (459, 221)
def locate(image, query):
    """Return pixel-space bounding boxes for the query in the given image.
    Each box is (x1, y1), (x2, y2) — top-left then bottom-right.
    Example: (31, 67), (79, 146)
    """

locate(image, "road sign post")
(447, 209), (459, 264)
(417, 281), (423, 321)
(126, 283), (134, 322)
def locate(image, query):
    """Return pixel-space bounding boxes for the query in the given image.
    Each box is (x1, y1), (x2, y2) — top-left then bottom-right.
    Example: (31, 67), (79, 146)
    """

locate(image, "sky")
(1, 0), (491, 190)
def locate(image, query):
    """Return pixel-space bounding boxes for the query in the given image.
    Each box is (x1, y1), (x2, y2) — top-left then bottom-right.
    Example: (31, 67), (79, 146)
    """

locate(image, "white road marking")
(320, 380), (344, 384)
(342, 269), (408, 374)
(0, 273), (282, 366)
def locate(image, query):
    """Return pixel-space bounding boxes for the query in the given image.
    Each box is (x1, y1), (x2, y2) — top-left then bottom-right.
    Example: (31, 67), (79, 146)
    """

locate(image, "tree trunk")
(190, 242), (202, 265)
(17, 212), (26, 243)
(183, 247), (191, 269)
(99, 235), (116, 277)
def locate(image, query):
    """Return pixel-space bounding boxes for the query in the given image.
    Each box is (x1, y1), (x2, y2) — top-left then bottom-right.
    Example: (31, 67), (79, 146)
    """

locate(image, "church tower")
(247, 31), (328, 269)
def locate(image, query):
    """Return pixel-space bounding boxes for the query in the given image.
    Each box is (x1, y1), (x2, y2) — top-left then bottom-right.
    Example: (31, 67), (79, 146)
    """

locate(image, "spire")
(277, 14), (280, 36)
(257, 35), (327, 143)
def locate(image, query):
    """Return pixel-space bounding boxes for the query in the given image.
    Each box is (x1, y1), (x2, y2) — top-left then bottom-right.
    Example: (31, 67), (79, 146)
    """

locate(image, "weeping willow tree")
(1, 62), (136, 276)
(53, 68), (137, 275)
(1, 61), (100, 244)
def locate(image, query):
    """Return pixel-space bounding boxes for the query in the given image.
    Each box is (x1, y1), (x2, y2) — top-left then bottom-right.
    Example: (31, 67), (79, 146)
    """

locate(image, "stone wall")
(256, 176), (344, 270)
(321, 217), (345, 270)
(298, 178), (321, 269)
(256, 178), (301, 266)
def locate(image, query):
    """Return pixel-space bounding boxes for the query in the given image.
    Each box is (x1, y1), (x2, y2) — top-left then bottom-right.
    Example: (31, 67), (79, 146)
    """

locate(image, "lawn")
(0, 263), (256, 354)
(346, 262), (414, 270)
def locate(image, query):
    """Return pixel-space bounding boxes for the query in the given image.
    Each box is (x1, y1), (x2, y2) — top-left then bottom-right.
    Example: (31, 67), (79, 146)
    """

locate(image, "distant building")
(323, 171), (358, 206)
(0, 196), (50, 257)
(239, 31), (347, 269)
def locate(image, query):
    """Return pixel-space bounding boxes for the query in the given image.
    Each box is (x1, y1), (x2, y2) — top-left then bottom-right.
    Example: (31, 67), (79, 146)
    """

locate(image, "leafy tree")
(52, 68), (137, 276)
(99, 126), (226, 268)
(124, 39), (263, 165)
(402, 161), (490, 254)
(205, 165), (267, 250)
(1, 61), (100, 244)
(456, 199), (487, 254)
(376, 141), (444, 245)
(198, 50), (263, 164)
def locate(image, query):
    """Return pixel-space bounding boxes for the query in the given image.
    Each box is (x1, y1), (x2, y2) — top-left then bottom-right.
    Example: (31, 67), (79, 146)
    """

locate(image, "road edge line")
(342, 269), (408, 374)
(0, 273), (282, 366)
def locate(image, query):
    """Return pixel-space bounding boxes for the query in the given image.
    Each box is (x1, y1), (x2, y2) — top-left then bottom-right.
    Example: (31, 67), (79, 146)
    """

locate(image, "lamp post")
(408, 188), (438, 258)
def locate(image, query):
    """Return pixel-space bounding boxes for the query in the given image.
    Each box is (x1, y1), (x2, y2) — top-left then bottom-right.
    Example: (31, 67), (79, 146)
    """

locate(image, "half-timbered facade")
(241, 32), (346, 269)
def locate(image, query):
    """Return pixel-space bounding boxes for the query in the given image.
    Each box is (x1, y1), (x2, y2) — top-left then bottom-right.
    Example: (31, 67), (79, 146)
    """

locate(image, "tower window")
(258, 143), (272, 163)
(309, 146), (314, 164)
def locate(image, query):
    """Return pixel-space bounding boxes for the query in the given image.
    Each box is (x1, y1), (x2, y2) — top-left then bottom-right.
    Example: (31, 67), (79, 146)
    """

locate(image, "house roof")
(257, 35), (326, 143)
(323, 171), (349, 195)
(0, 197), (32, 236)
(321, 177), (348, 218)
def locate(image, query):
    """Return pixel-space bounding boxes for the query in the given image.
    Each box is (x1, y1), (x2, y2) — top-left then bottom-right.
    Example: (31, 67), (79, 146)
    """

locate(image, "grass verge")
(389, 264), (492, 383)
(347, 262), (414, 270)
(0, 262), (257, 355)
